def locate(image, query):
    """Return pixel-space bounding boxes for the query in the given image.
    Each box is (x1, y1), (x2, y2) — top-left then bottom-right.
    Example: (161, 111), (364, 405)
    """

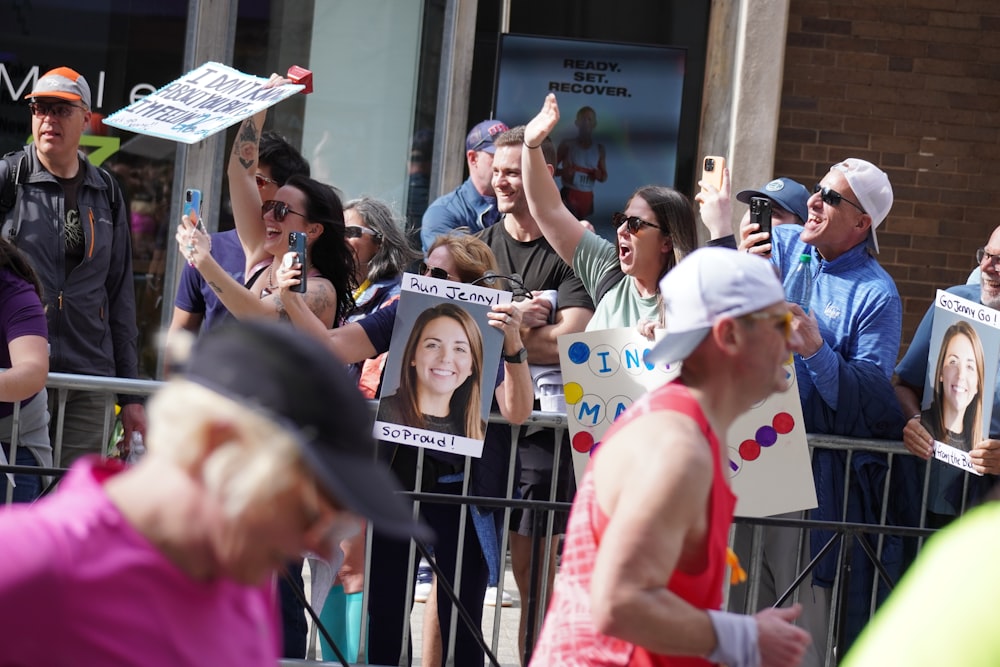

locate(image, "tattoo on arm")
(274, 295), (291, 322)
(304, 280), (337, 323)
(208, 281), (223, 294)
(234, 120), (261, 170)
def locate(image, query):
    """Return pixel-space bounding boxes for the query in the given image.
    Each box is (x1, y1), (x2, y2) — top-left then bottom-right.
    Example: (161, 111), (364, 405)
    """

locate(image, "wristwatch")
(503, 346), (528, 364)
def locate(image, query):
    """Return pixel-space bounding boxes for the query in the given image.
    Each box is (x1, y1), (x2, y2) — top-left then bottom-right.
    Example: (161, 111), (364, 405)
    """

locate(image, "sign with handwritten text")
(374, 274), (510, 458)
(103, 62), (303, 144)
(922, 290), (1000, 473)
(558, 327), (816, 517)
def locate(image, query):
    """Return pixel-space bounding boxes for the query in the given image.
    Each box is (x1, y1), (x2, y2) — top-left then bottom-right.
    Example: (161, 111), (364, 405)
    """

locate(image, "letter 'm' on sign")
(576, 401), (602, 426)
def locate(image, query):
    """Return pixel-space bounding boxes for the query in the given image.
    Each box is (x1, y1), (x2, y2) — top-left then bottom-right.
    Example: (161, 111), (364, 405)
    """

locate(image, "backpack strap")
(0, 151), (28, 240)
(0, 151), (28, 215)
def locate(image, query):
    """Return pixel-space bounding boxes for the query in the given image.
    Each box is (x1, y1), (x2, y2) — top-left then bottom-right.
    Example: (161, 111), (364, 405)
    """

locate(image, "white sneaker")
(414, 558), (433, 603)
(484, 586), (513, 607)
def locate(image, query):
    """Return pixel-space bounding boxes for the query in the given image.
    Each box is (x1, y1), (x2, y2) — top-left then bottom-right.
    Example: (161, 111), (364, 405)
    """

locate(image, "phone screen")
(288, 231), (307, 293)
(750, 197), (773, 249)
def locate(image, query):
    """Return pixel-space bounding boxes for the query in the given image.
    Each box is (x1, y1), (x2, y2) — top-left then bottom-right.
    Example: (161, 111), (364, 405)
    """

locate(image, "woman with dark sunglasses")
(177, 173), (356, 329)
(276, 232), (533, 667)
(520, 94), (698, 334)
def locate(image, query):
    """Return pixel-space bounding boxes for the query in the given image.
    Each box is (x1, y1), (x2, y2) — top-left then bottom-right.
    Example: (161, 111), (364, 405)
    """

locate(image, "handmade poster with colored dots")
(558, 328), (816, 518)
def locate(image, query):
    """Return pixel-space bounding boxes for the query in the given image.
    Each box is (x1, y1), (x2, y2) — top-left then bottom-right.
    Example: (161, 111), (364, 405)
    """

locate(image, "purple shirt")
(0, 268), (47, 419)
(173, 229), (246, 332)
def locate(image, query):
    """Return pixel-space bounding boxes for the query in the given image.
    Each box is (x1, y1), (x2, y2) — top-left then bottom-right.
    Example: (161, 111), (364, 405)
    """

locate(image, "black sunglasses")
(813, 184), (866, 214)
(28, 101), (86, 118)
(255, 173), (278, 189)
(262, 199), (307, 222)
(345, 225), (382, 241)
(418, 261), (453, 281)
(612, 211), (660, 235)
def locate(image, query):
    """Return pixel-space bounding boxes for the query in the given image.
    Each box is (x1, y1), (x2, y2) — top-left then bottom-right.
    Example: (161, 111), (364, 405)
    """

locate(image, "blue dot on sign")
(568, 341), (590, 364)
(756, 425), (778, 447)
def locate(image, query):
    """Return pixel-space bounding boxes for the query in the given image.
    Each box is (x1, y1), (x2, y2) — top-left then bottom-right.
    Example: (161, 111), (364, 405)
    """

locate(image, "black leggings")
(366, 479), (489, 666)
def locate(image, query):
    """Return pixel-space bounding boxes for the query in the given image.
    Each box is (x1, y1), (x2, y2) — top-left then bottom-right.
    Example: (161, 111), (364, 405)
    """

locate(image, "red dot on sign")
(772, 412), (795, 434)
(572, 431), (594, 454)
(739, 439), (761, 461)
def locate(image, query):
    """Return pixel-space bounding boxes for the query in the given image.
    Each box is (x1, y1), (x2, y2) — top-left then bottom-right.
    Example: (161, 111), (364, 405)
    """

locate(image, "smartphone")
(183, 188), (206, 233)
(288, 231), (307, 293)
(750, 196), (773, 249)
(701, 156), (726, 192)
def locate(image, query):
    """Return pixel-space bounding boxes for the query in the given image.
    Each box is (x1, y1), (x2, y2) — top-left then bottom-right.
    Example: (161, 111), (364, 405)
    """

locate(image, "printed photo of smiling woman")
(377, 302), (488, 441)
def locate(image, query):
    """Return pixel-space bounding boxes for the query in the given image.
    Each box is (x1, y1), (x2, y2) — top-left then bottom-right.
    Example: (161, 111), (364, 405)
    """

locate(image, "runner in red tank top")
(530, 246), (811, 667)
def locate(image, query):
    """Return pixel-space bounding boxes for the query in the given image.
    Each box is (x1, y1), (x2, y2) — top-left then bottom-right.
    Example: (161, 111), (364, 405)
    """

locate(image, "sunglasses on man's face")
(813, 184), (866, 214)
(418, 261), (454, 281)
(255, 173), (278, 189)
(28, 101), (85, 119)
(344, 225), (382, 241)
(261, 199), (307, 222)
(612, 211), (660, 235)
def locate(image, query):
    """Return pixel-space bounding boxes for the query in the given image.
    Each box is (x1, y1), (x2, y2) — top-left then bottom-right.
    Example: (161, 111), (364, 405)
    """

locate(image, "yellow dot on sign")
(564, 382), (583, 405)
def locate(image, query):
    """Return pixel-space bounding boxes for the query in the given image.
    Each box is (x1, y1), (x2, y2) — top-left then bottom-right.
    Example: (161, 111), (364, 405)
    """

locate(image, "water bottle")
(784, 253), (813, 314)
(125, 432), (146, 465)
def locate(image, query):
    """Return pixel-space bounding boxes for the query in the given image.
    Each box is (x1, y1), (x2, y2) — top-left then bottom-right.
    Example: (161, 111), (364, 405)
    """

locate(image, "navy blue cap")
(736, 177), (810, 224)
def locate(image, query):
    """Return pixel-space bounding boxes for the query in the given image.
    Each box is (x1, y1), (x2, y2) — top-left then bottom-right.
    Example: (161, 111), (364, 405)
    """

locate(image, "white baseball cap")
(647, 247), (786, 366)
(831, 158), (893, 253)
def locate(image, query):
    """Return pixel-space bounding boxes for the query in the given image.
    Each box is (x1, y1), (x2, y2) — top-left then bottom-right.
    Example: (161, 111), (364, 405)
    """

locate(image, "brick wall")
(775, 1), (1000, 355)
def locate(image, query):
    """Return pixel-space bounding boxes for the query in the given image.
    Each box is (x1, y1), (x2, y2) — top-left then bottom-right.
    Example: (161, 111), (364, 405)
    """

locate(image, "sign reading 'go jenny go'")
(103, 62), (302, 144)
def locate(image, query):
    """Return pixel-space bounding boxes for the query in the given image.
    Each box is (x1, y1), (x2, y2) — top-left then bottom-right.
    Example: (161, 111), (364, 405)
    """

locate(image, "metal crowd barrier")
(1, 372), (978, 666)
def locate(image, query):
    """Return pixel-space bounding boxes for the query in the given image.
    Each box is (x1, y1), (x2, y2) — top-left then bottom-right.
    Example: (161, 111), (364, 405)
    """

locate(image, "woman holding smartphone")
(176, 174), (356, 328)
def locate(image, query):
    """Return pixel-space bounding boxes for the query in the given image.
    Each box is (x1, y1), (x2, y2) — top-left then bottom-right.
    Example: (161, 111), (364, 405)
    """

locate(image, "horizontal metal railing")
(1, 371), (964, 666)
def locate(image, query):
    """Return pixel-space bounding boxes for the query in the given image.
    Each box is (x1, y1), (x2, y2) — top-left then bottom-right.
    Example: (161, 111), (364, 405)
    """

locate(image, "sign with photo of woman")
(922, 290), (1000, 476)
(374, 273), (509, 457)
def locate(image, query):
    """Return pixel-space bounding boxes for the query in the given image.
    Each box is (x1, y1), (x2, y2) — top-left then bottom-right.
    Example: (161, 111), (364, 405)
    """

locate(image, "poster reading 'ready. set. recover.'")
(495, 34), (686, 242)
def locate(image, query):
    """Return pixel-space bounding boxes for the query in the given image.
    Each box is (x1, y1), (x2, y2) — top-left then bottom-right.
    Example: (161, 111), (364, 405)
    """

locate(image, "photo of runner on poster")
(494, 34), (686, 241)
(374, 274), (508, 458)
(921, 289), (1000, 475)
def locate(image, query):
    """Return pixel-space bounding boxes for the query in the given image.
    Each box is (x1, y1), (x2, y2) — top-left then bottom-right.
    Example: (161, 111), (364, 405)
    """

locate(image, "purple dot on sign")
(755, 425), (778, 447)
(568, 341), (590, 364)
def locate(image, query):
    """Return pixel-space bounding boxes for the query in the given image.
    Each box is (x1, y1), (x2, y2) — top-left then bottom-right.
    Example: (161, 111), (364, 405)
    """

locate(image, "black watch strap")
(503, 346), (528, 363)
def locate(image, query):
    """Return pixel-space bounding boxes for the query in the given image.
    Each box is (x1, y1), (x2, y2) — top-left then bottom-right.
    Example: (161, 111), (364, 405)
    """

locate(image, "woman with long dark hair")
(0, 238), (49, 502)
(520, 93), (698, 332)
(177, 174), (356, 328)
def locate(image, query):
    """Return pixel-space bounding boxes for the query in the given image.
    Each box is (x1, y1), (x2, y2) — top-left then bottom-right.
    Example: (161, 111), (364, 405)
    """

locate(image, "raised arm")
(523, 94), (587, 267)
(228, 108), (268, 268)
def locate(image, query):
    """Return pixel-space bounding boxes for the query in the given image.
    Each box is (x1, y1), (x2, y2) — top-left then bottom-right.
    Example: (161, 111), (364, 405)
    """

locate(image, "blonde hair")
(146, 379), (303, 517)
